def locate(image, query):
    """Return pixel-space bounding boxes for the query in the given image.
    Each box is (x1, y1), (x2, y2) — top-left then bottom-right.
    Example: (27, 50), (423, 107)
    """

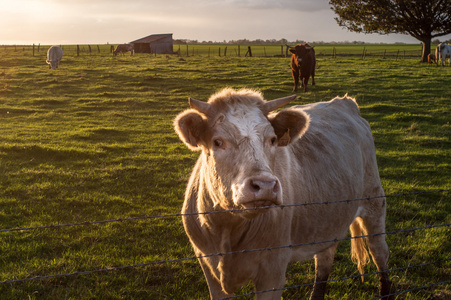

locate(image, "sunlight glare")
(0, 0), (59, 20)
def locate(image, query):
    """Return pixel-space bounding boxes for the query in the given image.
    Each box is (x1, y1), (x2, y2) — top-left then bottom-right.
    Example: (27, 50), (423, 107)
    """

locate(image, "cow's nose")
(250, 179), (278, 195)
(242, 177), (280, 204)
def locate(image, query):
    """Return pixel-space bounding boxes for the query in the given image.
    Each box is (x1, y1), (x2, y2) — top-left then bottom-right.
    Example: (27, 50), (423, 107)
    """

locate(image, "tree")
(329, 0), (451, 62)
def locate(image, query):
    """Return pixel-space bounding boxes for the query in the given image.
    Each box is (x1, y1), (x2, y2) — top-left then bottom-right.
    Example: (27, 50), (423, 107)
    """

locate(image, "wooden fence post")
(33, 44), (35, 56)
(281, 45), (283, 57)
(186, 45), (189, 57)
(77, 45), (80, 56)
(88, 45), (92, 53)
(224, 46), (227, 57)
(219, 47), (221, 57)
(238, 45), (240, 57)
(245, 46), (252, 57)
(97, 45), (100, 53)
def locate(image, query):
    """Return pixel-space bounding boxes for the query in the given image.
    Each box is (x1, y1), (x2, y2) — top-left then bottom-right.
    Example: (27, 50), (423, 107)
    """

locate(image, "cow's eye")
(270, 137), (277, 146)
(213, 139), (223, 147)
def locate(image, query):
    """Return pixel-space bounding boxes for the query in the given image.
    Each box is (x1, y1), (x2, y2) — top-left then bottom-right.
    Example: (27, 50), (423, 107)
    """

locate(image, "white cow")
(113, 44), (134, 56)
(174, 88), (393, 300)
(435, 43), (451, 66)
(46, 46), (63, 70)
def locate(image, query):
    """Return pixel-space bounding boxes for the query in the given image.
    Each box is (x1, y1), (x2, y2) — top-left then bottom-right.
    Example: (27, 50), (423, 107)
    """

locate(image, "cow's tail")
(350, 217), (370, 282)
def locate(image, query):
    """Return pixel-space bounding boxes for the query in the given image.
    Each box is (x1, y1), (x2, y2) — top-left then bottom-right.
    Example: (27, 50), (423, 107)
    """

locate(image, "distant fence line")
(1, 43), (426, 59)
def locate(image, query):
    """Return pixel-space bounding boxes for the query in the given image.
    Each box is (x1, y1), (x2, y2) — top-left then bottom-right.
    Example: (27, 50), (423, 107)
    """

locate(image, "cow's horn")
(264, 95), (296, 113)
(189, 97), (211, 115)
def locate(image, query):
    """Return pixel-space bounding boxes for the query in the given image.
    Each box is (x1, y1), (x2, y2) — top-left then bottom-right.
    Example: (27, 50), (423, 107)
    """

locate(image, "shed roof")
(130, 33), (173, 44)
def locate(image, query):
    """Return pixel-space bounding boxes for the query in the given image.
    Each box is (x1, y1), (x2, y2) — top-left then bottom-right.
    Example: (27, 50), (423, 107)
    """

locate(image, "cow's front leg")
(197, 257), (230, 300)
(302, 76), (310, 92)
(253, 260), (287, 300)
(254, 277), (285, 299)
(292, 70), (299, 92)
(310, 244), (338, 300)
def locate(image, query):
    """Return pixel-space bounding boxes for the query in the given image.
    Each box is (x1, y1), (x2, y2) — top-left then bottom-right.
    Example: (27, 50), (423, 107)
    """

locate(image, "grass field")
(0, 45), (450, 299)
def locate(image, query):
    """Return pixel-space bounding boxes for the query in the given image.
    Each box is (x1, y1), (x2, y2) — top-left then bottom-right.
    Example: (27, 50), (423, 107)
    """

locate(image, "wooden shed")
(130, 33), (173, 54)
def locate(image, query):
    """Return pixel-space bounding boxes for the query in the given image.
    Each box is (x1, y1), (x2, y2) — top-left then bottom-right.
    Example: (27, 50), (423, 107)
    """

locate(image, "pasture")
(0, 45), (450, 299)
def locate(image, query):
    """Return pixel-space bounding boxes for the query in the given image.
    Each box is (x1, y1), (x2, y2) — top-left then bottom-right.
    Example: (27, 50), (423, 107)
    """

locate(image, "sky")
(1, 0), (450, 45)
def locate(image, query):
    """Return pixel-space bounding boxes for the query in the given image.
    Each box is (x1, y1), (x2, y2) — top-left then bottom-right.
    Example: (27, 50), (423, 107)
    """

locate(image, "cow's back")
(290, 96), (377, 199)
(48, 46), (63, 60)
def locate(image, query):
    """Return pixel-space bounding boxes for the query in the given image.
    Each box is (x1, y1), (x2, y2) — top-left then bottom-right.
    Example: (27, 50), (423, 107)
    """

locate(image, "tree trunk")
(421, 38), (431, 63)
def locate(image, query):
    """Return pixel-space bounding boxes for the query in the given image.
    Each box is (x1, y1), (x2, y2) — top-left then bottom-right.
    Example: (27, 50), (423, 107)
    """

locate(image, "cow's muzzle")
(234, 175), (282, 209)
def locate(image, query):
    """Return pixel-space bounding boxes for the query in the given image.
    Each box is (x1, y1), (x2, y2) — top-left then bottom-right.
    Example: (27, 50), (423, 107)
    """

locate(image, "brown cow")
(288, 43), (316, 92)
(174, 88), (393, 300)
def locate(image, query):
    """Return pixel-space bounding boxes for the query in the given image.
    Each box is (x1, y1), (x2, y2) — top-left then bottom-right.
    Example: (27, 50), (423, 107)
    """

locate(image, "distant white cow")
(113, 44), (134, 56)
(46, 46), (63, 70)
(435, 43), (451, 66)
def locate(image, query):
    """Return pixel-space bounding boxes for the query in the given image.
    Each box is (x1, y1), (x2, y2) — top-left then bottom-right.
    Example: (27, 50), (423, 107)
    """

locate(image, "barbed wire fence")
(1, 189), (450, 299)
(1, 44), (426, 59)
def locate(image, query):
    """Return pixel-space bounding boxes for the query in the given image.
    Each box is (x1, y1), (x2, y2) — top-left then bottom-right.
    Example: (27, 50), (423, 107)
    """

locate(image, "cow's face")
(174, 90), (309, 216)
(289, 44), (313, 65)
(47, 61), (58, 70)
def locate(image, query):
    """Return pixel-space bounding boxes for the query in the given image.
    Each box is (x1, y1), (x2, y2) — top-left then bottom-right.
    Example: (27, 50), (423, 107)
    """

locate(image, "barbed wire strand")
(221, 258), (451, 299)
(1, 189), (449, 234)
(368, 280), (451, 300)
(1, 222), (449, 285)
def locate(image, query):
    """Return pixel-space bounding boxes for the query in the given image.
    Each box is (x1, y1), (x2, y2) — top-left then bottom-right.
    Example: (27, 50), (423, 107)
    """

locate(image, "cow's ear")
(269, 109), (309, 147)
(174, 110), (208, 151)
(289, 49), (296, 54)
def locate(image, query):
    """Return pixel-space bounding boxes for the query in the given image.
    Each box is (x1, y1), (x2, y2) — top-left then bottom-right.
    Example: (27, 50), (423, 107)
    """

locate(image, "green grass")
(0, 45), (450, 299)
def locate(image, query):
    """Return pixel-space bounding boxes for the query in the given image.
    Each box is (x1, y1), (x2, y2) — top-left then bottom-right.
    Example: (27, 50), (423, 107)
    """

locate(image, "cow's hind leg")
(310, 243), (338, 300)
(358, 200), (394, 300)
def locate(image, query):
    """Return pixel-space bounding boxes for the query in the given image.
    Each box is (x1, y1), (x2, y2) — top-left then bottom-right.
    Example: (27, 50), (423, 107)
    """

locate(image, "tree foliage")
(329, 0), (451, 61)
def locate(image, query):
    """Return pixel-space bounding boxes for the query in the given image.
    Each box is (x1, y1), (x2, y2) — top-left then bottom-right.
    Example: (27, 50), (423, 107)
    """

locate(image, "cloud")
(223, 0), (329, 11)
